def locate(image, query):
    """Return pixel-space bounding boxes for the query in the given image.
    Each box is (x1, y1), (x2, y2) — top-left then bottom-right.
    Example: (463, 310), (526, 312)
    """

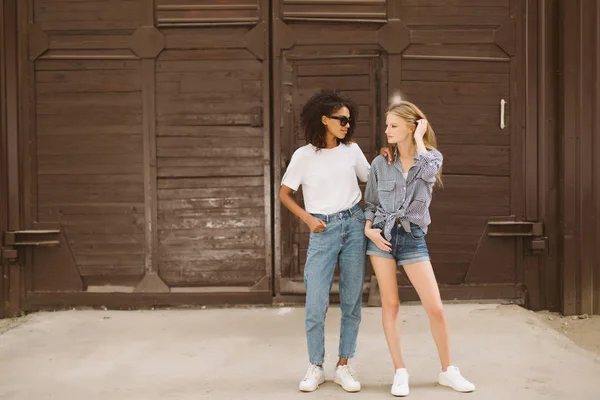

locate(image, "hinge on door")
(3, 230), (61, 247)
(1, 227), (62, 262)
(1, 248), (18, 261)
(487, 216), (547, 254)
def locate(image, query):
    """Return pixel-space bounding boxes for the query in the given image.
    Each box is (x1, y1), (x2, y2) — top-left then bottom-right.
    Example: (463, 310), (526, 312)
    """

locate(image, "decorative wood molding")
(494, 16), (516, 57)
(28, 23), (49, 61)
(377, 19), (410, 55)
(273, 19), (296, 53)
(245, 22), (266, 60)
(130, 26), (165, 59)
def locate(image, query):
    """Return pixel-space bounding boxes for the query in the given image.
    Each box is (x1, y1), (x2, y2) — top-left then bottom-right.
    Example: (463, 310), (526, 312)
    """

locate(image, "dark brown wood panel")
(395, 0), (520, 292)
(34, 0), (142, 30)
(156, 0), (261, 26)
(282, 0), (387, 22)
(396, 0), (509, 27)
(35, 59), (145, 286)
(156, 40), (270, 288)
(20, 0), (271, 299)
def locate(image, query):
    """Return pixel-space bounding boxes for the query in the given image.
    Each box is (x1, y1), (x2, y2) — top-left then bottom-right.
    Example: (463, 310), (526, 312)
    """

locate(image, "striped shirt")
(364, 149), (443, 241)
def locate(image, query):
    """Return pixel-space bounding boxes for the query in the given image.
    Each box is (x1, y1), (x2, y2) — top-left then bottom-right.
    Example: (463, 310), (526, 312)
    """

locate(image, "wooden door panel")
(24, 0), (273, 298)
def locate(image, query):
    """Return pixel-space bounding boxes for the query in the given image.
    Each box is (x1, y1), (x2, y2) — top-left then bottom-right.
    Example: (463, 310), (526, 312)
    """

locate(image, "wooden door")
(19, 0), (273, 309)
(275, 0), (529, 302)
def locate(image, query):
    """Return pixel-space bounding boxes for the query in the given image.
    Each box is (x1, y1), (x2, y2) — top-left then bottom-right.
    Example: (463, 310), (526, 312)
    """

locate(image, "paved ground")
(0, 304), (599, 400)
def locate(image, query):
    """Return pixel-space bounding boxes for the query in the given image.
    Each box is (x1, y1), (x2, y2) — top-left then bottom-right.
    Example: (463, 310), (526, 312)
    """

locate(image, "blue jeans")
(304, 203), (367, 365)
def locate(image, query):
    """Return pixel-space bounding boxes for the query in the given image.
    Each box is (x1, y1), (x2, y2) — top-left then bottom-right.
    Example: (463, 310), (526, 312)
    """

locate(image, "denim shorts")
(366, 222), (430, 266)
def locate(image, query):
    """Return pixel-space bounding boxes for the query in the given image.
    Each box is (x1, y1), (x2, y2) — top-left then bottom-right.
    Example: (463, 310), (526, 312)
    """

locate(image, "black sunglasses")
(328, 115), (351, 127)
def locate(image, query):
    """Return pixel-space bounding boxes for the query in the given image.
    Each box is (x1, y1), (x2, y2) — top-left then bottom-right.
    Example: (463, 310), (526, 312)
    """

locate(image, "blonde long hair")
(386, 101), (443, 186)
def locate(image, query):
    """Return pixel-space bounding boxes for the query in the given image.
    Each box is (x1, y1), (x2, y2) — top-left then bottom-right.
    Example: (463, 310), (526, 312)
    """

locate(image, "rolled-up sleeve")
(353, 143), (371, 183)
(415, 150), (443, 183)
(281, 149), (304, 191)
(364, 161), (379, 221)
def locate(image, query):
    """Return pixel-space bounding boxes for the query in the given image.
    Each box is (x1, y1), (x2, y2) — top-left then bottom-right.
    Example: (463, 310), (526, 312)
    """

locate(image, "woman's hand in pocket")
(306, 216), (327, 233)
(365, 228), (392, 252)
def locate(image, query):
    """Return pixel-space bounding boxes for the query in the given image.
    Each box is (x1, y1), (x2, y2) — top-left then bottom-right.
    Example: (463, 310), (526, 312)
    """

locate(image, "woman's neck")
(325, 132), (338, 149)
(396, 139), (415, 158)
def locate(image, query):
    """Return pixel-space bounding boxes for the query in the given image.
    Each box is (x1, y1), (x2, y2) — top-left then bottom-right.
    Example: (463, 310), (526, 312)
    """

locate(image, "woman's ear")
(321, 115), (328, 126)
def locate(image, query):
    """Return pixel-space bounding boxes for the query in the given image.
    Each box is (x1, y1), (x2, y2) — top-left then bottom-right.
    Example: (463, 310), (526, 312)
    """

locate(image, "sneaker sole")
(299, 376), (326, 392)
(333, 376), (361, 393)
(438, 379), (475, 393)
(391, 390), (410, 397)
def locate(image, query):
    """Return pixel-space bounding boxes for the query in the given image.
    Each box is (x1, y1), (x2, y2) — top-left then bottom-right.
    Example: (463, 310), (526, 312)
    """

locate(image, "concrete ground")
(0, 304), (599, 400)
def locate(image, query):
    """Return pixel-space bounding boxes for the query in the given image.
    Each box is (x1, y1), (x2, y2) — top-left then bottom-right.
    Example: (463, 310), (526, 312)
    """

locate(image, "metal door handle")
(500, 99), (507, 129)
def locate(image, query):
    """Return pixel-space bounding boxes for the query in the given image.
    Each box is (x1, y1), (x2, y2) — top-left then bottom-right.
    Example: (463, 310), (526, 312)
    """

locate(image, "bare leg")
(403, 261), (451, 371)
(371, 256), (406, 371)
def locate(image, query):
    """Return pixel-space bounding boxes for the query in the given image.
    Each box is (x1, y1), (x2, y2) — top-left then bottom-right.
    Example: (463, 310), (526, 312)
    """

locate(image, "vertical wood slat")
(5, 0), (19, 231)
(560, 0), (580, 315)
(136, 57), (168, 292)
(136, 0), (168, 292)
(538, 0), (560, 312)
(0, 0), (9, 318)
(260, 0), (272, 294)
(3, 0), (23, 316)
(22, 0), (36, 296)
(559, 0), (600, 315)
(523, 0), (542, 310)
(142, 59), (159, 276)
(578, 0), (595, 315)
(595, 0), (600, 315)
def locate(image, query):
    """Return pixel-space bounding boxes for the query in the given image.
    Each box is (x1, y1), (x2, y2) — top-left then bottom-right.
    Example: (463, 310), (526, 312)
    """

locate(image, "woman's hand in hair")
(414, 119), (428, 140)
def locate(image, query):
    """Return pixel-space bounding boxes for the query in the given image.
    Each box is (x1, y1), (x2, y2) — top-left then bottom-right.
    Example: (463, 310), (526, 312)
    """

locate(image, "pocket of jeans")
(310, 215), (328, 234)
(351, 209), (366, 223)
(409, 224), (425, 240)
(377, 180), (395, 207)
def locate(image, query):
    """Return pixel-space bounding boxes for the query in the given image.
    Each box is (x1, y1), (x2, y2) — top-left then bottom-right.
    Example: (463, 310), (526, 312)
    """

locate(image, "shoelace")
(340, 366), (358, 382)
(393, 371), (407, 386)
(303, 366), (321, 382)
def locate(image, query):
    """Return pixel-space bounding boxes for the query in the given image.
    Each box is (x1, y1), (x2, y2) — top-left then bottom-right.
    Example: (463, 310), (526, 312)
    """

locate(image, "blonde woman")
(364, 101), (475, 396)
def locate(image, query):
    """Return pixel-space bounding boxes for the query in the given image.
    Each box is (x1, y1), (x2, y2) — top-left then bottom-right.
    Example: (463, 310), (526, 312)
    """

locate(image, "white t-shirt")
(281, 142), (370, 214)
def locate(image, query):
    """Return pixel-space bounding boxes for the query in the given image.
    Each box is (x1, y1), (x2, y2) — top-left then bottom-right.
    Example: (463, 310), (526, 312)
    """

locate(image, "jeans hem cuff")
(398, 256), (430, 265)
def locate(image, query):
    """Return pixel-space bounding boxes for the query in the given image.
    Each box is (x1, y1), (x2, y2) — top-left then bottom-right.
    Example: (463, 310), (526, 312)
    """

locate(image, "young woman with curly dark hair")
(279, 89), (391, 393)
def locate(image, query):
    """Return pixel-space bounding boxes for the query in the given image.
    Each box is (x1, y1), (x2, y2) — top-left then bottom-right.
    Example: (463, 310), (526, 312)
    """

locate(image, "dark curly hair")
(300, 89), (358, 149)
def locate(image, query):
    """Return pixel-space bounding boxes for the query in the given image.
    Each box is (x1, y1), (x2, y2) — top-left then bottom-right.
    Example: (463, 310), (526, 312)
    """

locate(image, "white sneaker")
(299, 365), (325, 392)
(391, 368), (410, 397)
(333, 365), (361, 392)
(438, 366), (475, 392)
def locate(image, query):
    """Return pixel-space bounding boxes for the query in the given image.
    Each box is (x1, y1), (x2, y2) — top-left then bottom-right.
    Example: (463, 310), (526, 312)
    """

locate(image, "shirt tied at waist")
(381, 211), (413, 241)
